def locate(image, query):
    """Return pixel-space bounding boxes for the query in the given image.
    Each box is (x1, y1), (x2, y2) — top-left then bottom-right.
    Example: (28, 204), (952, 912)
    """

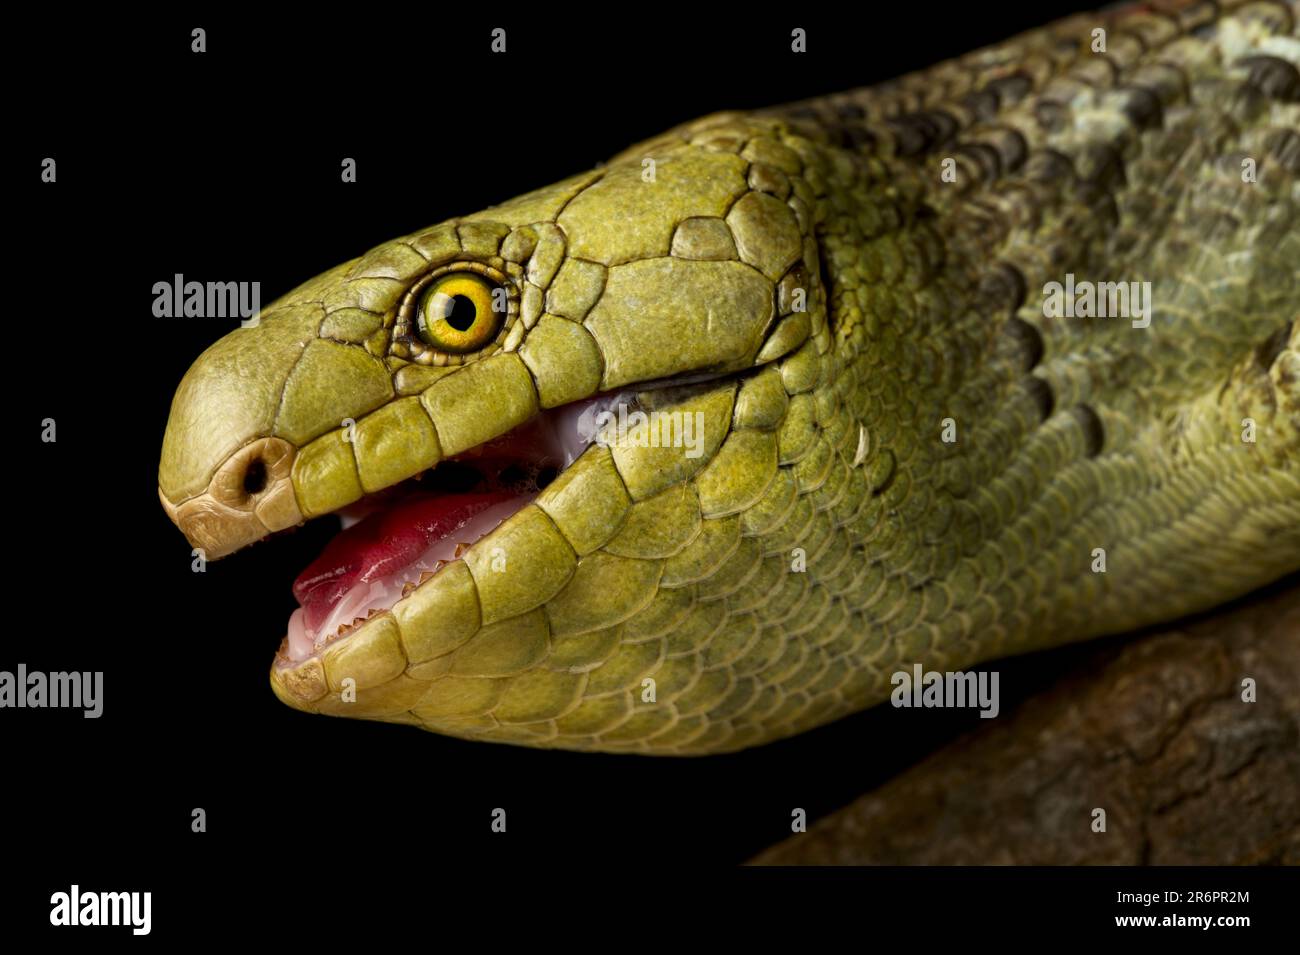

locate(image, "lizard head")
(159, 114), (834, 752)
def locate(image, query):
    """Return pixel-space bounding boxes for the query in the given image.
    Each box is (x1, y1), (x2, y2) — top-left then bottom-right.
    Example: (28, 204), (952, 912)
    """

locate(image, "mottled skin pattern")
(159, 1), (1300, 754)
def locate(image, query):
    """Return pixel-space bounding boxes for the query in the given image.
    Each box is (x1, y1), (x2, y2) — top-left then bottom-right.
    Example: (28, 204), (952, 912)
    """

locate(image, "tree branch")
(751, 580), (1300, 865)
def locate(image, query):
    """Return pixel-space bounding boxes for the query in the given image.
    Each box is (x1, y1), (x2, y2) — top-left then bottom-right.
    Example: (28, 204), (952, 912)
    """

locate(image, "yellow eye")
(416, 273), (504, 353)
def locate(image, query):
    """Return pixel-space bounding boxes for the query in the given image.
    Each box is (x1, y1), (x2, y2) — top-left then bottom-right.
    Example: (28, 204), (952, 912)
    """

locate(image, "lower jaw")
(277, 390), (633, 666)
(283, 492), (532, 661)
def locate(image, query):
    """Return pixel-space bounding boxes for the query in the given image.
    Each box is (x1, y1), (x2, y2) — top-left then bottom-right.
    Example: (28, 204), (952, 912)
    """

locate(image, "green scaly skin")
(159, 2), (1300, 754)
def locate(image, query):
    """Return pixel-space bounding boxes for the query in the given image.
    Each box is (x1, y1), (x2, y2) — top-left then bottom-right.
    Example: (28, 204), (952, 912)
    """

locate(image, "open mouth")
(278, 393), (631, 666)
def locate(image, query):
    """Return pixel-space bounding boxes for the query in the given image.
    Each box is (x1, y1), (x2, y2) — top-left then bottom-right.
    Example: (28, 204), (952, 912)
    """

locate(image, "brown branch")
(750, 581), (1300, 865)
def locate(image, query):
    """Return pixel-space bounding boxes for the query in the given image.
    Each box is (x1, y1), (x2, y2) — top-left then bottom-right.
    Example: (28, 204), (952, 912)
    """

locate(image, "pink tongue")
(292, 489), (517, 633)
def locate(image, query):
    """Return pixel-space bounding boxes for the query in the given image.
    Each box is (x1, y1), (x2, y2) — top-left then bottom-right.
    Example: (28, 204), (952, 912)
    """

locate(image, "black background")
(8, 2), (1293, 937)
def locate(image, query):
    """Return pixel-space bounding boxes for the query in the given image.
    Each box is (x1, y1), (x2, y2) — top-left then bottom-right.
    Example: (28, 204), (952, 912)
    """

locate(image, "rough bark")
(750, 581), (1300, 865)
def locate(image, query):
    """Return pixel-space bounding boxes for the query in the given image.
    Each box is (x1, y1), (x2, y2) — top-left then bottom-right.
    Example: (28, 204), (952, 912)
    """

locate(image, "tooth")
(352, 616), (367, 628)
(402, 581), (417, 597)
(336, 623), (353, 638)
(366, 608), (384, 619)
(454, 541), (471, 558)
(418, 570), (436, 585)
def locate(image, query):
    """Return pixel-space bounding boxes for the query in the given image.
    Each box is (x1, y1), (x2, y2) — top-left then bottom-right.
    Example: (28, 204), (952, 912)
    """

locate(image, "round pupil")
(443, 294), (477, 332)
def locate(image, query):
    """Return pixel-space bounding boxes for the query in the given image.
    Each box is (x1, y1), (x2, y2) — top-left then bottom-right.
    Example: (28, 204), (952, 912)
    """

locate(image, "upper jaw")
(159, 383), (640, 559)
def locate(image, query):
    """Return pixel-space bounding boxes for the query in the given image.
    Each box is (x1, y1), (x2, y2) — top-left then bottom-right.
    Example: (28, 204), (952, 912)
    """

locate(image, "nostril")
(243, 459), (268, 496)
